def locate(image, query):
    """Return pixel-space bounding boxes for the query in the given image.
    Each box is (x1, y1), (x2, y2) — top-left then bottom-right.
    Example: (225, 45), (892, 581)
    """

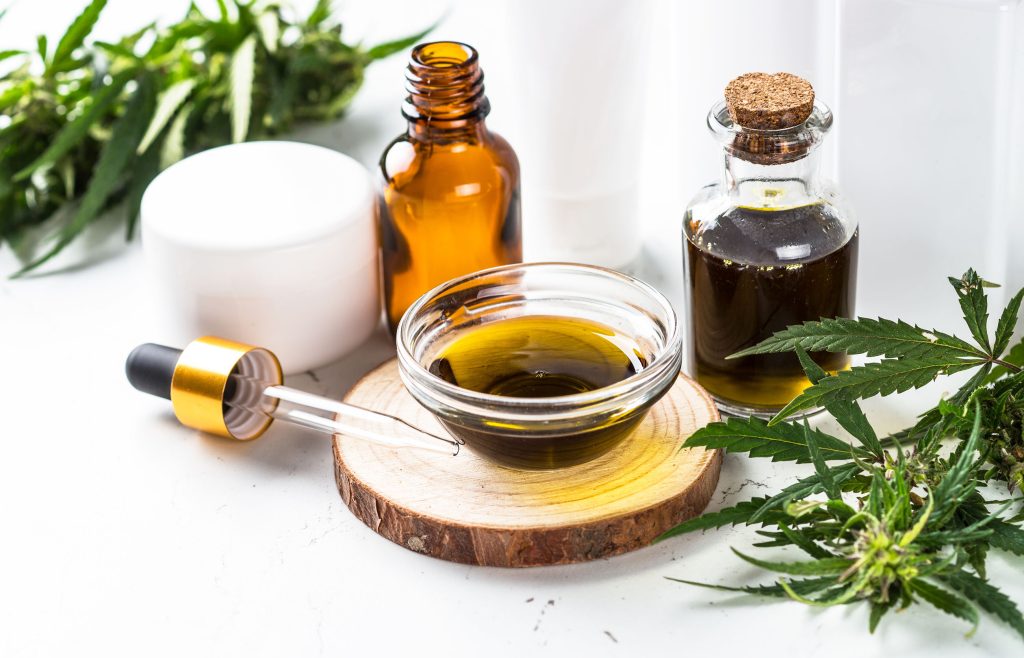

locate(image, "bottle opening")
(404, 41), (488, 124)
(412, 41), (478, 69)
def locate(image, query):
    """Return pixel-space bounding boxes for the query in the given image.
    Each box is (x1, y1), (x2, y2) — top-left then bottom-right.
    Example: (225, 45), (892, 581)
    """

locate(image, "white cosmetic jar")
(141, 141), (379, 373)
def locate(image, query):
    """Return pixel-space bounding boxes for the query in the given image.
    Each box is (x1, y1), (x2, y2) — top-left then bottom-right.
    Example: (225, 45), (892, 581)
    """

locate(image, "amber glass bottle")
(378, 42), (522, 332)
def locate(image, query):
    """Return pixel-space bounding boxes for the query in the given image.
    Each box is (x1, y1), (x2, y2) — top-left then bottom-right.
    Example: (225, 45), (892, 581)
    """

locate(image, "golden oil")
(427, 315), (651, 468)
(685, 204), (858, 412)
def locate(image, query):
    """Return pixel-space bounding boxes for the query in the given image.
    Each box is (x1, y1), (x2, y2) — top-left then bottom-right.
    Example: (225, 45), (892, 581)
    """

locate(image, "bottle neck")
(403, 42), (490, 142)
(406, 118), (489, 142)
(723, 146), (822, 209)
(707, 98), (832, 210)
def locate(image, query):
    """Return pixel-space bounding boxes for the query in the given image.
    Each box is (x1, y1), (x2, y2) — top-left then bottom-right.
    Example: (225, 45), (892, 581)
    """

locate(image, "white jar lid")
(142, 141), (372, 250)
(141, 141), (380, 373)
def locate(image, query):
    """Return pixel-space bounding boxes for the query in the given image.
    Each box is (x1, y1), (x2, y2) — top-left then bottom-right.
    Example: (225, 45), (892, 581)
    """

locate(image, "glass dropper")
(126, 337), (459, 455)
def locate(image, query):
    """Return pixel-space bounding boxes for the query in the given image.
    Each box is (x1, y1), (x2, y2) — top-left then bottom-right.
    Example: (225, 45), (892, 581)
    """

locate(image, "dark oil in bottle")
(685, 203), (858, 414)
(427, 315), (651, 468)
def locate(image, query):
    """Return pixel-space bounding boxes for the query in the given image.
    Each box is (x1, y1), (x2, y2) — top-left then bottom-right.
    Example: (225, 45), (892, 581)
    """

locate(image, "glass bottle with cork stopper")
(683, 72), (859, 417)
(378, 41), (522, 333)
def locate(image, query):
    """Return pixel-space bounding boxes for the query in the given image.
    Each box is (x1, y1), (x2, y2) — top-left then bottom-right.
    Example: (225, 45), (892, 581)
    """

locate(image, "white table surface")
(2, 1), (1022, 656)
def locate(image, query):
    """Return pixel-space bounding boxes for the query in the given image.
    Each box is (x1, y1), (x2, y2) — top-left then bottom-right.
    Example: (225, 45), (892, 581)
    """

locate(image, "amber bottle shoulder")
(380, 128), (520, 193)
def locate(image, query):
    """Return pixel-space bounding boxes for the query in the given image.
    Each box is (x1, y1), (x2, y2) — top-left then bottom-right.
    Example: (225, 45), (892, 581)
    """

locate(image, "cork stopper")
(724, 72), (814, 130)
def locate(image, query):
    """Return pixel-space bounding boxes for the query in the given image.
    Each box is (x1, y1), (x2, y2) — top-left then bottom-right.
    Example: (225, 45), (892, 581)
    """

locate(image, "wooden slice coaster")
(333, 358), (722, 568)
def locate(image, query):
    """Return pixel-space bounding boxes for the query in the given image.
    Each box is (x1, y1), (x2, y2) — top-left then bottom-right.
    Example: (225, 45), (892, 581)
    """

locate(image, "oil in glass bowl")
(427, 315), (653, 468)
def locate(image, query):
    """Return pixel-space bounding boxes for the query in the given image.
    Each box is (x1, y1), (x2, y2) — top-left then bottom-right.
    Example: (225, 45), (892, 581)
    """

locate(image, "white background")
(2, 1), (1023, 656)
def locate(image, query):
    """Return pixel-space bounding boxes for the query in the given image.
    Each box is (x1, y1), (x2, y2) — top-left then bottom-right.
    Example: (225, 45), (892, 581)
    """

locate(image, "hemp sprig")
(0, 0), (430, 277)
(664, 269), (1024, 640)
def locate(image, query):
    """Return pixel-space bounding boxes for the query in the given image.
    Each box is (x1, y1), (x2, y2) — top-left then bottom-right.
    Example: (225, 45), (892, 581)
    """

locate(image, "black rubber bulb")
(125, 343), (183, 401)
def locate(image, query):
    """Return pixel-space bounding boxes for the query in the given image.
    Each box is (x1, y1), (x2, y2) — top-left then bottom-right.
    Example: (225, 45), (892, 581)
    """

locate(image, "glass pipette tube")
(225, 370), (460, 454)
(125, 339), (460, 455)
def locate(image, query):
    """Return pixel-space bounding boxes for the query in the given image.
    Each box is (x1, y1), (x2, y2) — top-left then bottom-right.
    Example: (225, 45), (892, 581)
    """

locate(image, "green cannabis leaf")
(729, 317), (984, 361)
(675, 416), (866, 463)
(731, 269), (1022, 425)
(772, 357), (980, 422)
(1, 0), (434, 277)
(666, 269), (1024, 641)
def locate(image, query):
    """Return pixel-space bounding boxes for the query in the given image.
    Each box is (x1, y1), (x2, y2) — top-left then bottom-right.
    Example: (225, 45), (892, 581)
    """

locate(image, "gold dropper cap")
(125, 336), (284, 440)
(171, 337), (282, 440)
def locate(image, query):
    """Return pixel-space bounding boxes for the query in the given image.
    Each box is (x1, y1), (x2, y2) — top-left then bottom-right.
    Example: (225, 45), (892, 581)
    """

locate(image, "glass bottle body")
(380, 126), (521, 331)
(682, 101), (858, 417)
(378, 42), (522, 333)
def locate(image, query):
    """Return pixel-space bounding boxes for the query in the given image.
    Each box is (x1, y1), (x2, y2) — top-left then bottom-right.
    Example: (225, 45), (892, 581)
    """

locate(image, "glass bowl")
(396, 263), (681, 469)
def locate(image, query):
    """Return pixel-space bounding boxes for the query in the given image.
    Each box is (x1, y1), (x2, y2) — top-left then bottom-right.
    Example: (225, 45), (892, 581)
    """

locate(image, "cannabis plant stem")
(992, 359), (1022, 373)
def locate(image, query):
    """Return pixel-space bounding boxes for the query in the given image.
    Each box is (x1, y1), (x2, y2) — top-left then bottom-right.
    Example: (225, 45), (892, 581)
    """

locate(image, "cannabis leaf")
(14, 70), (136, 181)
(994, 289), (1024, 357)
(950, 269), (993, 353)
(15, 72), (158, 274)
(655, 496), (787, 540)
(731, 267), (1024, 426)
(795, 348), (884, 459)
(667, 575), (842, 599)
(48, 0), (107, 73)
(2, 0), (433, 276)
(674, 422), (1024, 638)
(730, 548), (852, 576)
(983, 519), (1024, 557)
(657, 463), (863, 541)
(137, 79), (196, 155)
(667, 269), (1024, 642)
(772, 357), (980, 424)
(803, 421), (841, 499)
(682, 416), (864, 463)
(364, 23), (440, 60)
(229, 35), (256, 144)
(909, 579), (979, 634)
(940, 569), (1024, 640)
(730, 317), (985, 361)
(748, 463), (862, 523)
